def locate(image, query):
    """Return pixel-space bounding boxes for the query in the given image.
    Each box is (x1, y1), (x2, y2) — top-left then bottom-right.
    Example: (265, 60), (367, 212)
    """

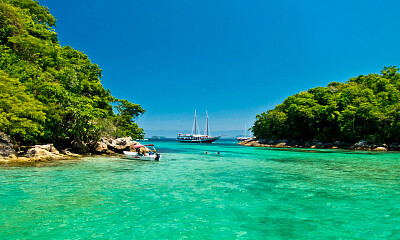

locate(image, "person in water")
(205, 151), (220, 154)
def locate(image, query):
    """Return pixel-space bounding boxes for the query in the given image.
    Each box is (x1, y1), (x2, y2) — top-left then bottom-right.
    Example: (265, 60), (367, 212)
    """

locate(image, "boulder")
(23, 144), (64, 160)
(107, 139), (117, 148)
(258, 139), (268, 144)
(60, 149), (82, 157)
(238, 140), (250, 146)
(373, 147), (387, 151)
(351, 140), (368, 149)
(314, 141), (325, 148)
(93, 137), (140, 153)
(112, 145), (129, 152)
(115, 137), (132, 145)
(113, 137), (139, 152)
(248, 141), (262, 147)
(275, 142), (287, 147)
(71, 140), (90, 154)
(0, 132), (16, 157)
(93, 141), (108, 154)
(388, 143), (400, 151)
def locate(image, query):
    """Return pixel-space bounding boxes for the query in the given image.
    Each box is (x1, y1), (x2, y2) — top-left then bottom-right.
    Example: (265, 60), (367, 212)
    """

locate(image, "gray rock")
(115, 137), (132, 146)
(0, 132), (15, 157)
(23, 144), (63, 160)
(94, 137), (139, 153)
(71, 140), (90, 154)
(353, 140), (368, 147)
(113, 138), (139, 153)
(314, 141), (325, 148)
(93, 141), (108, 154)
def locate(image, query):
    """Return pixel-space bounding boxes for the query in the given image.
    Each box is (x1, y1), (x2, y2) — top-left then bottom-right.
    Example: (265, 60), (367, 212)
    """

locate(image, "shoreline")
(0, 137), (142, 165)
(0, 154), (83, 165)
(238, 139), (399, 152)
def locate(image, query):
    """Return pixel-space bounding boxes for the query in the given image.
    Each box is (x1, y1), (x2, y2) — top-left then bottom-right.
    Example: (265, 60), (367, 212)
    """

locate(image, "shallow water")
(1, 139), (400, 239)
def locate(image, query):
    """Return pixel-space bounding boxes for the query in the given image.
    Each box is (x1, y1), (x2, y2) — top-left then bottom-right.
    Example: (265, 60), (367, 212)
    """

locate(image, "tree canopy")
(0, 0), (145, 146)
(253, 66), (400, 144)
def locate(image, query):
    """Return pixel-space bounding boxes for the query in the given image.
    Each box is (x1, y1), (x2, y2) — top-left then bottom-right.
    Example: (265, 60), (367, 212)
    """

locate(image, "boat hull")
(236, 137), (251, 142)
(123, 151), (161, 161)
(178, 136), (221, 143)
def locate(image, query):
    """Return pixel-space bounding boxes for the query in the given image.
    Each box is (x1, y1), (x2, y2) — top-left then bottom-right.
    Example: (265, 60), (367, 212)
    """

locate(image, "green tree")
(253, 66), (400, 144)
(0, 70), (45, 143)
(113, 99), (146, 139)
(0, 0), (146, 148)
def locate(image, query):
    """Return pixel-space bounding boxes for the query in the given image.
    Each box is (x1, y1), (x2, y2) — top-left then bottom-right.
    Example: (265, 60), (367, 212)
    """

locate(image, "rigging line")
(191, 109), (196, 135)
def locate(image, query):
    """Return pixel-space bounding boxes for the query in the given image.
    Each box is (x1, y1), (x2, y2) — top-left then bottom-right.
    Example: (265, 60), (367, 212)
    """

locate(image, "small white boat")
(123, 144), (161, 161)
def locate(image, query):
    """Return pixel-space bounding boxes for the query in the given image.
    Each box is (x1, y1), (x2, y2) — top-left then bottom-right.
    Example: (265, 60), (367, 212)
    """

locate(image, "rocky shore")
(239, 138), (400, 151)
(0, 132), (142, 164)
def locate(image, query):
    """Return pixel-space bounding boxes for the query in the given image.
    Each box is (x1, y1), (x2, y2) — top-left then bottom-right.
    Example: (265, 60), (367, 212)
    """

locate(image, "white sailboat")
(177, 110), (221, 143)
(236, 124), (252, 142)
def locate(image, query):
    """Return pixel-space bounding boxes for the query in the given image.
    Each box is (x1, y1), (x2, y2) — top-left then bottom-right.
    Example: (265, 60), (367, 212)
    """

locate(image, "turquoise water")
(1, 139), (400, 239)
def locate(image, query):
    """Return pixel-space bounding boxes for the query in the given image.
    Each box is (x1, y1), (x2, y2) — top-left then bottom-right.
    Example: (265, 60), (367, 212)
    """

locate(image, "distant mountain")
(144, 130), (248, 139)
(151, 136), (167, 139)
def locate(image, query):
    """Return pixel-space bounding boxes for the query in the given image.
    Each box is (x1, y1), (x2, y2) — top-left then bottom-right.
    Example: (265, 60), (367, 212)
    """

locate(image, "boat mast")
(191, 109), (197, 135)
(206, 111), (209, 136)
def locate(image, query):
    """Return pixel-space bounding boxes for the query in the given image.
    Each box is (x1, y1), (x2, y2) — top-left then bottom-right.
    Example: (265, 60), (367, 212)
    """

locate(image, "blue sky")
(40, 0), (400, 134)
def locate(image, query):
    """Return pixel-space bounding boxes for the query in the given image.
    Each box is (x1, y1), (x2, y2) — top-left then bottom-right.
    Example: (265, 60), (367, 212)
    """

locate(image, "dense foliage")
(253, 66), (400, 143)
(0, 0), (145, 146)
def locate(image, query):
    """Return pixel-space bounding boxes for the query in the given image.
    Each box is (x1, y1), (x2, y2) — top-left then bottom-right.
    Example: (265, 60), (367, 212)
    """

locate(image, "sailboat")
(177, 110), (221, 143)
(236, 124), (252, 142)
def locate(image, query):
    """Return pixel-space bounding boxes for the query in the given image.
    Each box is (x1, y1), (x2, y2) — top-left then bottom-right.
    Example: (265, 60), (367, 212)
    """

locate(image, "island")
(0, 0), (145, 163)
(246, 66), (400, 151)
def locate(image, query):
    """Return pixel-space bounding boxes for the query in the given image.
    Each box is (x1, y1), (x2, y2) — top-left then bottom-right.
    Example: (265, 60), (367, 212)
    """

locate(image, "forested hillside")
(0, 0), (145, 146)
(253, 66), (400, 144)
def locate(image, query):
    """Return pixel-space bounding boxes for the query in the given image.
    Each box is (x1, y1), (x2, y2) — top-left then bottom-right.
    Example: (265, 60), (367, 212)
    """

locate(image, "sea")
(1, 138), (400, 239)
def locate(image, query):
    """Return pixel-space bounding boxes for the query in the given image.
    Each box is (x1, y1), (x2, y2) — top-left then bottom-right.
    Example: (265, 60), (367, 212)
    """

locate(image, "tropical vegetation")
(0, 0), (145, 147)
(253, 66), (400, 144)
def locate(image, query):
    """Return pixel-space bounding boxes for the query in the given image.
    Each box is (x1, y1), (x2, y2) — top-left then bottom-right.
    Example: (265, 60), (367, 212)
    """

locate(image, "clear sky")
(40, 0), (400, 134)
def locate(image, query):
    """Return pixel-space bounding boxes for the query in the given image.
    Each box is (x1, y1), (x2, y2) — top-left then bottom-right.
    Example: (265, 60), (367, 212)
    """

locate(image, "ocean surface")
(1, 139), (400, 239)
